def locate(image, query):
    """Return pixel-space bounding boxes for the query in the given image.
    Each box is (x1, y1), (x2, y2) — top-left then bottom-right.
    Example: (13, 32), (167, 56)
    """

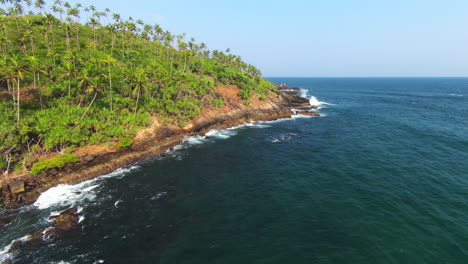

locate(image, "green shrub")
(31, 153), (80, 175)
(118, 137), (133, 148)
(210, 98), (225, 108)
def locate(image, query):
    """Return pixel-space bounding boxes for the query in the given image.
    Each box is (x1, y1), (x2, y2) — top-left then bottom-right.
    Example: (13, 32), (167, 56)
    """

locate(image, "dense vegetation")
(0, 0), (276, 175)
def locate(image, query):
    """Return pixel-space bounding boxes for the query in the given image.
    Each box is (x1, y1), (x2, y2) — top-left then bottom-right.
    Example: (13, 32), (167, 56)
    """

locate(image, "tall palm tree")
(27, 55), (42, 87)
(67, 7), (80, 51)
(9, 54), (26, 123)
(101, 54), (116, 110)
(129, 67), (148, 120)
(60, 60), (74, 96)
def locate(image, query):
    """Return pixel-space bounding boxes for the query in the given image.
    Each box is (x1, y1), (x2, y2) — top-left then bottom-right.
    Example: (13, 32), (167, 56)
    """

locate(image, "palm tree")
(129, 67), (148, 120)
(25, 19), (36, 56)
(101, 54), (116, 110)
(60, 60), (74, 96)
(34, 0), (46, 14)
(9, 54), (26, 123)
(27, 55), (43, 87)
(88, 17), (99, 48)
(0, 60), (17, 105)
(67, 7), (80, 51)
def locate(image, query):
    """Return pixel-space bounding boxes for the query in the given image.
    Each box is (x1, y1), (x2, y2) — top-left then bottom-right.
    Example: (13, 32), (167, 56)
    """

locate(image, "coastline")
(0, 85), (315, 209)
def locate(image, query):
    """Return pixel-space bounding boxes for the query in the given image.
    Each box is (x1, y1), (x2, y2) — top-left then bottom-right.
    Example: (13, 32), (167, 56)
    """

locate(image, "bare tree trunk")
(134, 87), (140, 121)
(17, 78), (20, 123)
(68, 77), (71, 97)
(109, 67), (113, 111)
(81, 92), (98, 120)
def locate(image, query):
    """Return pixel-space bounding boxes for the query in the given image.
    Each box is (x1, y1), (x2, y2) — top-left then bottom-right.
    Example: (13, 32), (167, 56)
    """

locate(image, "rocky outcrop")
(8, 181), (25, 194)
(294, 106), (319, 110)
(0, 86), (318, 209)
(8, 208), (81, 252)
(296, 111), (320, 117)
(276, 83), (301, 91)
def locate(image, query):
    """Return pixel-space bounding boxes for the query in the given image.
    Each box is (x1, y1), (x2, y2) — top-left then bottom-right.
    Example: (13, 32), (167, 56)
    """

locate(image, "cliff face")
(0, 86), (312, 208)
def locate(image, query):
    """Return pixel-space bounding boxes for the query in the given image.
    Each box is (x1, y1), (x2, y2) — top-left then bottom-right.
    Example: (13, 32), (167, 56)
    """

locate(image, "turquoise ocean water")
(1, 78), (467, 263)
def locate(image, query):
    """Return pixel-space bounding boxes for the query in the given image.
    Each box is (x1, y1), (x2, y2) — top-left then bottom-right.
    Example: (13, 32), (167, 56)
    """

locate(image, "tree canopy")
(0, 0), (276, 175)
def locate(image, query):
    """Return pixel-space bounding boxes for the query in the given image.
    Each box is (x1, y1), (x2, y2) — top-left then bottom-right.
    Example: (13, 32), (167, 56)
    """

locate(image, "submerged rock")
(0, 217), (12, 228)
(8, 208), (81, 253)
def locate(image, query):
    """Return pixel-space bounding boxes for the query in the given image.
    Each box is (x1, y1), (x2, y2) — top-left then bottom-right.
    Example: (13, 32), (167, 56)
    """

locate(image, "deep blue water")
(1, 78), (468, 263)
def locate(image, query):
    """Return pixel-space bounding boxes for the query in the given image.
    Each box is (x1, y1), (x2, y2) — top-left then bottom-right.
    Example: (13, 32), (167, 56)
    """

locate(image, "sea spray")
(309, 96), (332, 107)
(34, 166), (140, 210)
(177, 121), (272, 149)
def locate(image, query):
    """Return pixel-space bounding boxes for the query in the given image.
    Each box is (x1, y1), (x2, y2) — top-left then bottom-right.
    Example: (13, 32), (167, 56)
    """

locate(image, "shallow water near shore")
(1, 77), (468, 263)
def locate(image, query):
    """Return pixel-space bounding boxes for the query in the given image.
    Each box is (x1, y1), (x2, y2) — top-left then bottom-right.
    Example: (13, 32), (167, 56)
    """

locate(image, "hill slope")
(0, 0), (276, 176)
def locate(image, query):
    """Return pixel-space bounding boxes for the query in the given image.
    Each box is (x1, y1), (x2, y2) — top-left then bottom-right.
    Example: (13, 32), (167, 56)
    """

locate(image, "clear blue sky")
(66, 0), (468, 77)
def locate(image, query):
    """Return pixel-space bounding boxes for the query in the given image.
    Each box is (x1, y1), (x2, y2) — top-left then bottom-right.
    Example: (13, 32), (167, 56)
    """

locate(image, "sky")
(45, 0), (468, 77)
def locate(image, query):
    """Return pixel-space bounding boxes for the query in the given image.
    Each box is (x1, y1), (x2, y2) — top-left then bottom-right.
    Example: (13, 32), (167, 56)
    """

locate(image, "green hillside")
(0, 0), (276, 174)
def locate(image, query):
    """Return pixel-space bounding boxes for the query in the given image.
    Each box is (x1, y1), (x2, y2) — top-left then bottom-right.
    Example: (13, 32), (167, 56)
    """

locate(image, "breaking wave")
(34, 166), (140, 210)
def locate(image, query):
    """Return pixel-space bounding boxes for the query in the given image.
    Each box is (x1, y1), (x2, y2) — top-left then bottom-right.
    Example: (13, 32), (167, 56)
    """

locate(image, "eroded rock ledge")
(0, 86), (317, 209)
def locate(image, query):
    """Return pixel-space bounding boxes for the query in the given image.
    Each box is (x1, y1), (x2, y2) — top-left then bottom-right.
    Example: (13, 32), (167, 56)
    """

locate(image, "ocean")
(1, 78), (468, 263)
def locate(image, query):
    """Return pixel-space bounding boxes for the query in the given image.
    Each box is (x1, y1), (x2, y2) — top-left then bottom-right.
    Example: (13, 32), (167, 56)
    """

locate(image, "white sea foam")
(99, 165), (140, 179)
(205, 128), (238, 139)
(449, 93), (463, 97)
(151, 192), (167, 200)
(41, 227), (55, 241)
(114, 200), (122, 207)
(182, 135), (205, 145)
(34, 166), (140, 210)
(0, 242), (13, 262)
(0, 235), (31, 262)
(291, 114), (315, 119)
(49, 211), (61, 217)
(309, 96), (332, 107)
(300, 89), (308, 98)
(34, 182), (100, 210)
(176, 121), (270, 150)
(78, 215), (85, 223)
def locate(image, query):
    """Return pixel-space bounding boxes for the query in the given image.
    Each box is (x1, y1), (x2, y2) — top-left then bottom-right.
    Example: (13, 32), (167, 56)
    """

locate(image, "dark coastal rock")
(295, 106), (318, 110)
(0, 217), (12, 228)
(24, 178), (38, 190)
(8, 208), (81, 253)
(296, 112), (320, 117)
(154, 127), (177, 139)
(1, 183), (8, 195)
(277, 83), (300, 91)
(281, 91), (310, 108)
(45, 208), (80, 239)
(8, 181), (25, 194)
(84, 155), (95, 162)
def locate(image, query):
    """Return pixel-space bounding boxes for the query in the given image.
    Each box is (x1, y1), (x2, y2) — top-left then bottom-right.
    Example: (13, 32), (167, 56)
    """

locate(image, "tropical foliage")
(0, 0), (276, 174)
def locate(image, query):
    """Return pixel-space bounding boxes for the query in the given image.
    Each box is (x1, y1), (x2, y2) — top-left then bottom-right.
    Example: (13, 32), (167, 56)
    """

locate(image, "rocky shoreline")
(0, 85), (316, 210)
